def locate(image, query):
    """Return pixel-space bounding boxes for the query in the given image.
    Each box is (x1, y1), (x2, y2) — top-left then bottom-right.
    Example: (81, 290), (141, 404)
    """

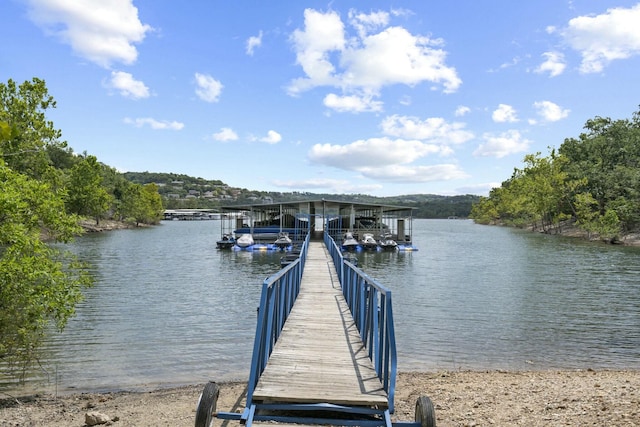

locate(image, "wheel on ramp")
(195, 382), (220, 427)
(415, 395), (436, 427)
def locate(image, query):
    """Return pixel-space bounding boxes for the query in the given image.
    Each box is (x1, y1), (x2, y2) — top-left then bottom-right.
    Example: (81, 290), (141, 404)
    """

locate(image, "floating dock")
(195, 232), (435, 427)
(218, 199), (417, 249)
(252, 241), (388, 407)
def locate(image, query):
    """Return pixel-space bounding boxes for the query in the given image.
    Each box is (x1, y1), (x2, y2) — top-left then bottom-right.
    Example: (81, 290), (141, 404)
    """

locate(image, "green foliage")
(409, 195), (480, 218)
(471, 107), (640, 241)
(574, 192), (621, 241)
(0, 78), (66, 179)
(0, 159), (91, 379)
(0, 78), (165, 382)
(65, 155), (112, 224)
(118, 182), (164, 226)
(123, 171), (224, 187)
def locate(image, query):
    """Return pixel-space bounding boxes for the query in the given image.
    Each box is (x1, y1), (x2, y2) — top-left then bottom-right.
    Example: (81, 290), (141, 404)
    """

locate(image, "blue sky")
(2, 1), (640, 196)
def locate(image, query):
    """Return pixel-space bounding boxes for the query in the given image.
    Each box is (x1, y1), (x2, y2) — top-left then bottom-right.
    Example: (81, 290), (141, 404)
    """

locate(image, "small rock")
(85, 411), (111, 426)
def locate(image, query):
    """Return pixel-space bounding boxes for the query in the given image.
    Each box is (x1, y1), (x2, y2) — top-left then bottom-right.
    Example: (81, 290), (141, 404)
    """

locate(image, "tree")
(0, 158), (92, 380)
(574, 192), (621, 242)
(0, 78), (66, 179)
(0, 80), (93, 381)
(141, 183), (164, 224)
(118, 182), (164, 226)
(472, 108), (640, 240)
(559, 110), (640, 231)
(65, 155), (112, 224)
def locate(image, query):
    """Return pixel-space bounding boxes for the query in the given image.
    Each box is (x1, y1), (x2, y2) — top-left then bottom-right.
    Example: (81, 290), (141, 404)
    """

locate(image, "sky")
(2, 1), (640, 197)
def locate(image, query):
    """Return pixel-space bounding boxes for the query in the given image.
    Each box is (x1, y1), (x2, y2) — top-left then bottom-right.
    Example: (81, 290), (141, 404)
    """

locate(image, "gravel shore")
(2, 369), (638, 426)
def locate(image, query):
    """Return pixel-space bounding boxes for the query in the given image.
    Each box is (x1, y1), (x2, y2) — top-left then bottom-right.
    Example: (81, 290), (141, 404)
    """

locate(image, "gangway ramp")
(195, 235), (436, 427)
(252, 242), (388, 407)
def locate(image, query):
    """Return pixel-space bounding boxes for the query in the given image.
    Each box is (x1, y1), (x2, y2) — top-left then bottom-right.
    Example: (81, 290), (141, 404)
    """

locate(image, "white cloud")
(492, 104), (518, 123)
(380, 115), (474, 145)
(260, 130), (282, 144)
(323, 93), (383, 113)
(534, 51), (566, 77)
(306, 114), (476, 184)
(341, 26), (460, 92)
(124, 117), (184, 130)
(357, 164), (468, 183)
(533, 101), (570, 122)
(348, 9), (389, 37)
(288, 9), (345, 94)
(399, 95), (412, 106)
(455, 106), (470, 117)
(105, 71), (150, 99)
(213, 127), (238, 142)
(492, 56), (522, 72)
(246, 31), (263, 56)
(474, 130), (530, 158)
(287, 8), (461, 111)
(26, 0), (152, 68)
(309, 137), (443, 170)
(272, 178), (383, 194)
(561, 4), (640, 73)
(194, 73), (223, 102)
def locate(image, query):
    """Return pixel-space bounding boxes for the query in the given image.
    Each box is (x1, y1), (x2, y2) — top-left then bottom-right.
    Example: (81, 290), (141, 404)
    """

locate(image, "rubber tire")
(195, 382), (220, 427)
(415, 395), (436, 427)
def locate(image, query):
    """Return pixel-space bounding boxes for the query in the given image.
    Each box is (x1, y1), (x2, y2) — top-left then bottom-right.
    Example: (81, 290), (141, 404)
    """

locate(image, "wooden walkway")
(252, 242), (388, 408)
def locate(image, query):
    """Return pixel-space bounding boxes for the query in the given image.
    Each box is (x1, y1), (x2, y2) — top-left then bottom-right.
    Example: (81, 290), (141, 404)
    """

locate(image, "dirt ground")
(1, 369), (638, 426)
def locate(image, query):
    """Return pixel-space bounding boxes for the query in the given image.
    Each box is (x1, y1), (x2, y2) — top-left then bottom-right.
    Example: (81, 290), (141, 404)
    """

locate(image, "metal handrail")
(324, 233), (397, 414)
(246, 233), (310, 404)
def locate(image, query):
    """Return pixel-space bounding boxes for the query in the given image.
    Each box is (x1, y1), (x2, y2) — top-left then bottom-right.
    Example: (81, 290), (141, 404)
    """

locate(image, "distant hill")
(123, 172), (480, 218)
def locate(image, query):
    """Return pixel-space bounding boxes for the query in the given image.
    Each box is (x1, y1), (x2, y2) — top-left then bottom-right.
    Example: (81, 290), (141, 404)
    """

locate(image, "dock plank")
(252, 242), (388, 408)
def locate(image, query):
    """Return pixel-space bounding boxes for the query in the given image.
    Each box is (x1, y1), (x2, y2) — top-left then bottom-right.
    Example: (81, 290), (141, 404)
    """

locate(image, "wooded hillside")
(470, 108), (640, 243)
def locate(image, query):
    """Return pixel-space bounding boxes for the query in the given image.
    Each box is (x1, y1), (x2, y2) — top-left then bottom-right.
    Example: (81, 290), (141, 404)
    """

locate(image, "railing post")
(246, 233), (310, 406)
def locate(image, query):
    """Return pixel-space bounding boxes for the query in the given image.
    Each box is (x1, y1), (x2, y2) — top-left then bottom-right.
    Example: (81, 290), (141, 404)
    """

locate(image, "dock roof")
(220, 199), (415, 215)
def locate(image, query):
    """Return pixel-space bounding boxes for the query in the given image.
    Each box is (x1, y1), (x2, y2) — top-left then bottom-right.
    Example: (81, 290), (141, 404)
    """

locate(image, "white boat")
(274, 232), (292, 249)
(378, 233), (398, 250)
(360, 233), (378, 250)
(235, 233), (254, 248)
(342, 231), (359, 251)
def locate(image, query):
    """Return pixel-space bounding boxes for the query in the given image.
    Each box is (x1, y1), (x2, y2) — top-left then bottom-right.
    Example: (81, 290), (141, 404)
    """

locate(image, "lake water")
(6, 219), (640, 394)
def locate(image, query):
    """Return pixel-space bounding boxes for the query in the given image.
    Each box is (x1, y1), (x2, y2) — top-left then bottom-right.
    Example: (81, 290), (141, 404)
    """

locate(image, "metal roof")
(220, 199), (415, 214)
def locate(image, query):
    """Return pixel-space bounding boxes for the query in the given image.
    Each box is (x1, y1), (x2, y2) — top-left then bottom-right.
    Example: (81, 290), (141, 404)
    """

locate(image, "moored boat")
(377, 233), (398, 250)
(360, 233), (378, 250)
(235, 233), (254, 248)
(341, 231), (359, 251)
(216, 233), (236, 249)
(274, 232), (292, 249)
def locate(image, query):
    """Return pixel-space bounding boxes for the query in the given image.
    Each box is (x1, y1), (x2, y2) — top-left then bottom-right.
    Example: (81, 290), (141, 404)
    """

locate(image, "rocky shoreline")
(1, 370), (638, 426)
(516, 220), (640, 247)
(78, 219), (142, 233)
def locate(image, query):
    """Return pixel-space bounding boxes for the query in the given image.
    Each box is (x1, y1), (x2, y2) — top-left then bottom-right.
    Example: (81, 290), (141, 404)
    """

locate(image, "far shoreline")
(81, 217), (640, 247)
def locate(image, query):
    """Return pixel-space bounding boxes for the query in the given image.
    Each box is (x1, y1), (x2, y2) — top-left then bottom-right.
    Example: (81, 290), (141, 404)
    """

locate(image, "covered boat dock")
(219, 199), (415, 246)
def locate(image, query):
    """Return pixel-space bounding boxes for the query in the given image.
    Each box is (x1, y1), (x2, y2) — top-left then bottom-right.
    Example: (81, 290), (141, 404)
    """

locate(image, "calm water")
(7, 219), (640, 393)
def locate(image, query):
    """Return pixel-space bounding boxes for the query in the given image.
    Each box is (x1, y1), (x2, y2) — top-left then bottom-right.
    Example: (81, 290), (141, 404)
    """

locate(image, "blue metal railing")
(324, 233), (397, 414)
(246, 233), (310, 404)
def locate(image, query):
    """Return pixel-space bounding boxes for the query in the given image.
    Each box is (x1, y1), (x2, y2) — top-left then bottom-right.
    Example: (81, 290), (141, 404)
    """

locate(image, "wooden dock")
(252, 242), (388, 408)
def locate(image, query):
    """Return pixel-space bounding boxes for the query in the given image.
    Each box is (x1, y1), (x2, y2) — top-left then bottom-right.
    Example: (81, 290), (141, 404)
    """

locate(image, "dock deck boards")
(252, 242), (388, 408)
